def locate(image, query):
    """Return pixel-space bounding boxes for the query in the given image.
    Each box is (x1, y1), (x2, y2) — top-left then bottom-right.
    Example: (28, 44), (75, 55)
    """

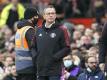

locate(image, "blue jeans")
(37, 76), (60, 80)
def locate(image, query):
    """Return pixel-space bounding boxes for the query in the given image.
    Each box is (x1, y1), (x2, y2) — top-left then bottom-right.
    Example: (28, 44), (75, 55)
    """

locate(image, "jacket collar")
(85, 67), (101, 76)
(45, 21), (55, 28)
(42, 20), (60, 31)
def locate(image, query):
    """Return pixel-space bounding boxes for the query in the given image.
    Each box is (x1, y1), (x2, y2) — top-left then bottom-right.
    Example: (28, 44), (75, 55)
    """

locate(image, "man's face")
(11, 65), (17, 76)
(81, 36), (91, 45)
(31, 16), (39, 26)
(87, 57), (98, 70)
(5, 57), (14, 67)
(44, 8), (56, 23)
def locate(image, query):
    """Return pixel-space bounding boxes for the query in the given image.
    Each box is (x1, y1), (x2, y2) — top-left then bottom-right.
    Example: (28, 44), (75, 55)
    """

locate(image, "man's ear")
(43, 15), (45, 20)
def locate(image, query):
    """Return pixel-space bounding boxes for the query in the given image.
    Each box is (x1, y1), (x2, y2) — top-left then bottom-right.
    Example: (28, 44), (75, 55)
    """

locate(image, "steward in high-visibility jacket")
(15, 25), (35, 73)
(15, 7), (39, 80)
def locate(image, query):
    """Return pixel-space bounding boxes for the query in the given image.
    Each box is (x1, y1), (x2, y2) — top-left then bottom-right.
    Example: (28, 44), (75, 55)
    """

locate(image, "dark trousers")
(37, 76), (60, 80)
(16, 74), (36, 80)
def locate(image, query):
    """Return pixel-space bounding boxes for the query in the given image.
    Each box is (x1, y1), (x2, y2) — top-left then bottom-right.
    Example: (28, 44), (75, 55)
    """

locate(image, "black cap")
(24, 7), (39, 19)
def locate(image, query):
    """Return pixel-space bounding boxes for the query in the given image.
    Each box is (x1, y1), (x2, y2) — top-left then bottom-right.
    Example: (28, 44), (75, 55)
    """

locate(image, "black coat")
(36, 22), (71, 76)
(99, 23), (107, 64)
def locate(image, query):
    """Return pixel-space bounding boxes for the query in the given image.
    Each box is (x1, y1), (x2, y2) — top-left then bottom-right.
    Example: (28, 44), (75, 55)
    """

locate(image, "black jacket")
(78, 67), (105, 80)
(99, 23), (107, 64)
(36, 22), (71, 76)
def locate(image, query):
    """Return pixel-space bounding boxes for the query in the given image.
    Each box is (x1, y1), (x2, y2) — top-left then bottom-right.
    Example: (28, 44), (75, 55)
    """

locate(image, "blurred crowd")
(0, 0), (107, 80)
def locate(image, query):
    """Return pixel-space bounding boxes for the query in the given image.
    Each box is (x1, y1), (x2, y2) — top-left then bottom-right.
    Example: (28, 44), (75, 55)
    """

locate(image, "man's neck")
(45, 21), (55, 28)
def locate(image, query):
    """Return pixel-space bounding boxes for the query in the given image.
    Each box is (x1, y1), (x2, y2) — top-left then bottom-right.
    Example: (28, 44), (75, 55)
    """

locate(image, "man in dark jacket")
(15, 7), (39, 80)
(78, 56), (105, 80)
(36, 5), (71, 80)
(99, 22), (107, 73)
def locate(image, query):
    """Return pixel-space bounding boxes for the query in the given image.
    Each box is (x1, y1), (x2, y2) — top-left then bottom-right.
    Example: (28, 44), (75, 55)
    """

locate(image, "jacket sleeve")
(25, 28), (37, 58)
(101, 73), (106, 80)
(0, 5), (10, 27)
(53, 26), (71, 61)
(99, 23), (107, 63)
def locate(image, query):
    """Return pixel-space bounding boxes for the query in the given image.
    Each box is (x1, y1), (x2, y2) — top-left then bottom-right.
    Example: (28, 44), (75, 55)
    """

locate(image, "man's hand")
(99, 63), (105, 72)
(64, 70), (70, 79)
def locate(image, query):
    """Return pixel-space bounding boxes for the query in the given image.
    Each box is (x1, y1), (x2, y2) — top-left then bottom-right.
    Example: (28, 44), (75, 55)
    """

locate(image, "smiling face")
(44, 7), (56, 24)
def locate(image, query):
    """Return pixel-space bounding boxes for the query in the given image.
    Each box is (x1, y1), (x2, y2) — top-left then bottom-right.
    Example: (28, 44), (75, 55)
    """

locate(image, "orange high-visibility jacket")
(15, 26), (34, 73)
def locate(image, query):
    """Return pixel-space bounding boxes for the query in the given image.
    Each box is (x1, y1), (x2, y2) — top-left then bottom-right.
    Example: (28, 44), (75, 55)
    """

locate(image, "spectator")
(80, 35), (93, 50)
(84, 28), (93, 38)
(78, 56), (105, 80)
(72, 30), (82, 47)
(4, 56), (14, 67)
(91, 22), (98, 32)
(73, 31), (82, 41)
(62, 54), (81, 80)
(3, 64), (17, 80)
(75, 24), (85, 35)
(0, 0), (25, 32)
(92, 31), (100, 44)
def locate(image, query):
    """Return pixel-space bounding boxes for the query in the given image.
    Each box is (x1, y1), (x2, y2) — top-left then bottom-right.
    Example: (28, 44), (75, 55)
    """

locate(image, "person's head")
(87, 46), (98, 55)
(73, 30), (82, 40)
(85, 56), (98, 72)
(11, 0), (18, 5)
(10, 64), (17, 76)
(43, 5), (56, 24)
(63, 55), (72, 68)
(63, 54), (80, 68)
(0, 53), (4, 62)
(4, 63), (17, 76)
(84, 28), (93, 37)
(80, 36), (92, 45)
(93, 32), (100, 44)
(24, 7), (39, 26)
(76, 24), (85, 33)
(4, 28), (12, 41)
(7, 42), (15, 53)
(4, 56), (14, 67)
(91, 22), (98, 31)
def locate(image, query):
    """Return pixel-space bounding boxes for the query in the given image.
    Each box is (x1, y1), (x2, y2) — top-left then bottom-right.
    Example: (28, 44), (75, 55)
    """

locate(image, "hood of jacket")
(17, 19), (34, 29)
